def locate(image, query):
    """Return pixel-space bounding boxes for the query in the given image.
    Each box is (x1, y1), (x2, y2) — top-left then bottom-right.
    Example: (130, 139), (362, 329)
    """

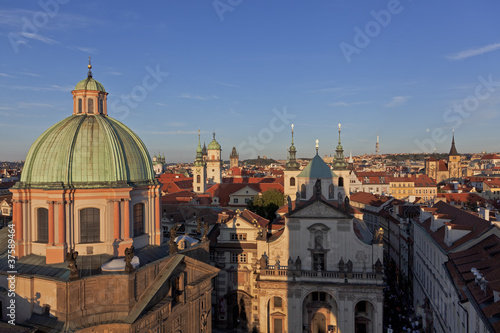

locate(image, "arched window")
(300, 184), (307, 199)
(338, 177), (344, 187)
(78, 99), (82, 113)
(290, 177), (296, 187)
(197, 174), (201, 183)
(328, 184), (335, 199)
(80, 208), (100, 243)
(88, 98), (94, 113)
(133, 203), (145, 236)
(37, 208), (48, 243)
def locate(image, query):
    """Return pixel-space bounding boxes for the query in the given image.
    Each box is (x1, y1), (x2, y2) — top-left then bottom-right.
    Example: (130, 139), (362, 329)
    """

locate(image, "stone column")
(48, 201), (55, 245)
(58, 201), (65, 244)
(13, 199), (24, 257)
(13, 199), (23, 241)
(114, 200), (120, 240)
(46, 201), (67, 264)
(123, 199), (130, 240)
(155, 192), (161, 245)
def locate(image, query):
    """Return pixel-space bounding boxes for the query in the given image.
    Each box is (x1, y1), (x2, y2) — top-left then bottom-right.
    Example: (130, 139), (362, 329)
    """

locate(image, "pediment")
(290, 200), (349, 218)
(230, 186), (259, 197)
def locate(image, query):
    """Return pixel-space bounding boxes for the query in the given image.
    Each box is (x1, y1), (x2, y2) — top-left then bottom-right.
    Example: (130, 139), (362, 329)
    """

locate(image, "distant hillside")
(242, 158), (279, 166)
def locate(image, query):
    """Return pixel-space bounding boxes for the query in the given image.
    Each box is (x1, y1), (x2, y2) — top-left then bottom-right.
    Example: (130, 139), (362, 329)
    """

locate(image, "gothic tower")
(193, 131), (207, 193)
(230, 147), (239, 169)
(448, 131), (461, 179)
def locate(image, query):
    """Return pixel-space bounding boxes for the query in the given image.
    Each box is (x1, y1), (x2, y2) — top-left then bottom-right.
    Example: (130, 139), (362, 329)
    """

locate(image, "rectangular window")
(230, 233), (247, 241)
(273, 318), (283, 333)
(230, 253), (246, 263)
(80, 208), (100, 243)
(78, 99), (82, 113)
(233, 198), (239, 203)
(312, 292), (326, 302)
(133, 203), (144, 236)
(99, 99), (103, 114)
(244, 198), (250, 203)
(37, 208), (48, 243)
(88, 98), (94, 113)
(273, 296), (283, 308)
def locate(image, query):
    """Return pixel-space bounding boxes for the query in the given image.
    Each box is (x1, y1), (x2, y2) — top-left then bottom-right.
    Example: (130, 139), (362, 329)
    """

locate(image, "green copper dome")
(207, 133), (221, 150)
(297, 154), (337, 178)
(18, 115), (156, 189)
(74, 76), (106, 92)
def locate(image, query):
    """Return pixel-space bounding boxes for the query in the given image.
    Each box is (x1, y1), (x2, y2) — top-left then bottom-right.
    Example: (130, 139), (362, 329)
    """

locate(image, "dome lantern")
(71, 58), (108, 116)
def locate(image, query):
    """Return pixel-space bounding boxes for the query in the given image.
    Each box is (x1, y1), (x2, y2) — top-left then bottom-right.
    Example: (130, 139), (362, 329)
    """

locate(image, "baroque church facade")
(212, 124), (385, 333)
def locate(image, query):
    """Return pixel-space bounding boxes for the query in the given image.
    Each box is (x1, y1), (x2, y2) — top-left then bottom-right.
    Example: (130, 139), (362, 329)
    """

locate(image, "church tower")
(193, 131), (207, 193)
(284, 124), (301, 199)
(206, 132), (222, 184)
(230, 147), (239, 169)
(448, 131), (461, 179)
(332, 123), (350, 196)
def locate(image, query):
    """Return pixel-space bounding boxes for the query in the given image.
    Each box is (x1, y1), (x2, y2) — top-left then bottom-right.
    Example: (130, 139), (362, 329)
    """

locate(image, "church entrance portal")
(312, 313), (326, 333)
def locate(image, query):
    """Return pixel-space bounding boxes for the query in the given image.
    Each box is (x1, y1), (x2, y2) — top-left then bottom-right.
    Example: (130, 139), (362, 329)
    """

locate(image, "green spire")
(194, 129), (205, 166)
(285, 123), (300, 170)
(333, 123), (347, 170)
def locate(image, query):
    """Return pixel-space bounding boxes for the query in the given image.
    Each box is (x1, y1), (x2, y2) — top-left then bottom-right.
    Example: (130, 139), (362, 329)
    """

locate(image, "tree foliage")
(247, 189), (285, 221)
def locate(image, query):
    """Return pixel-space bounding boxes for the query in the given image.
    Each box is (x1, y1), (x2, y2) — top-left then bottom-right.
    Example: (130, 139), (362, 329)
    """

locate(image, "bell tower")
(448, 130), (460, 179)
(193, 130), (207, 193)
(284, 124), (301, 199)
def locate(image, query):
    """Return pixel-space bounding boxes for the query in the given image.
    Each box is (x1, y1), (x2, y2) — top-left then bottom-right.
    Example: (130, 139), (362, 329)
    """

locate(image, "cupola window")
(78, 99), (82, 113)
(88, 98), (94, 114)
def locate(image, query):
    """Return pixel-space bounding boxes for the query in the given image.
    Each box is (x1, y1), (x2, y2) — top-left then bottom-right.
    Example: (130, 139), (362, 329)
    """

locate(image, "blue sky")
(0, 1), (499, 162)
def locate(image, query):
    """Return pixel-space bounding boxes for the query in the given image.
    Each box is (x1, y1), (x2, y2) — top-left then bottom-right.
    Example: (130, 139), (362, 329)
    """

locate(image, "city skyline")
(1, 1), (499, 162)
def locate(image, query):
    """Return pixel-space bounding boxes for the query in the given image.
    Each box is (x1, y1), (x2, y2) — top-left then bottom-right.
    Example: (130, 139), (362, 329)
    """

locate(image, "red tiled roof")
(239, 209), (269, 228)
(417, 201), (491, 252)
(447, 234), (500, 329)
(437, 193), (486, 206)
(438, 160), (448, 172)
(207, 183), (284, 206)
(481, 153), (500, 160)
(350, 192), (392, 207)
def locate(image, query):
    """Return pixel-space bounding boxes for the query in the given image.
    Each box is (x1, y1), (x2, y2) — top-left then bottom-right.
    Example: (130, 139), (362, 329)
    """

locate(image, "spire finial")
(291, 124), (294, 145)
(87, 56), (92, 78)
(315, 139), (319, 154)
(198, 129), (201, 143)
(213, 132), (216, 140)
(338, 123), (342, 144)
